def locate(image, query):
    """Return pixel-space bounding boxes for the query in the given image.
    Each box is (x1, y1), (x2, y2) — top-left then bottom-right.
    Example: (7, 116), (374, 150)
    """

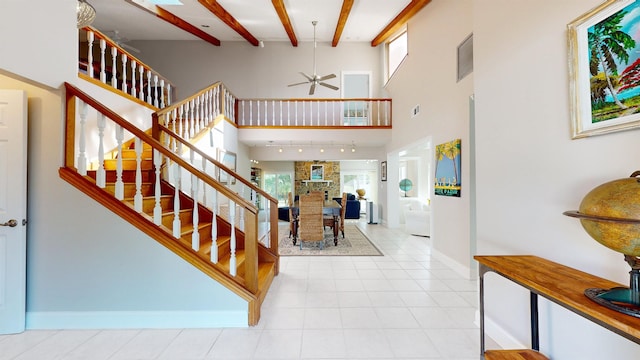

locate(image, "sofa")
(333, 193), (361, 219)
(403, 200), (430, 237)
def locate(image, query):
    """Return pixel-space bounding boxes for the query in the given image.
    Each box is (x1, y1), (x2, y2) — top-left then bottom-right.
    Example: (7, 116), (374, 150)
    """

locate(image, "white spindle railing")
(80, 27), (174, 109)
(237, 98), (392, 127)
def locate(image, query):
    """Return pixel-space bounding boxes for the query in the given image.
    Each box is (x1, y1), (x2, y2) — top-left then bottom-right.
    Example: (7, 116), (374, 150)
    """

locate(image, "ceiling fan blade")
(288, 81), (309, 87)
(319, 82), (339, 91)
(317, 74), (336, 81)
(309, 83), (316, 95)
(300, 72), (313, 82)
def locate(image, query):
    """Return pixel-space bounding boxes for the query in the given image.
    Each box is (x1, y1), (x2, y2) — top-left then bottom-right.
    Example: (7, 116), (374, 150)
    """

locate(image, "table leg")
(333, 215), (339, 246)
(292, 216), (299, 246)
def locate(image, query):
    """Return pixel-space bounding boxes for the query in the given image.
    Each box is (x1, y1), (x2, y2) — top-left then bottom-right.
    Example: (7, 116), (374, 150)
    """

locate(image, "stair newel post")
(121, 54), (128, 94)
(110, 47), (118, 89)
(153, 149), (163, 225)
(229, 200), (237, 277)
(172, 143), (182, 239)
(138, 66), (145, 101)
(77, 100), (88, 175)
(131, 60), (137, 99)
(191, 169), (200, 250)
(115, 125), (125, 200)
(99, 39), (107, 83)
(96, 113), (106, 188)
(134, 138), (143, 212)
(87, 30), (94, 79)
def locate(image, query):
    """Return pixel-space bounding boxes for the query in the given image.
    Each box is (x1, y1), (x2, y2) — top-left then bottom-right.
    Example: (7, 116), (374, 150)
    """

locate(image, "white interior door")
(0, 89), (27, 334)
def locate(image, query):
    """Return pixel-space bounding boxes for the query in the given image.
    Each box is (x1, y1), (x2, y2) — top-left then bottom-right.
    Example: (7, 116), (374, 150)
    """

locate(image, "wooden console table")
(475, 255), (640, 359)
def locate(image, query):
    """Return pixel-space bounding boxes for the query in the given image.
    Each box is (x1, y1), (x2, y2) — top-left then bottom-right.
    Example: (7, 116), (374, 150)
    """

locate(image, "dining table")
(290, 199), (341, 246)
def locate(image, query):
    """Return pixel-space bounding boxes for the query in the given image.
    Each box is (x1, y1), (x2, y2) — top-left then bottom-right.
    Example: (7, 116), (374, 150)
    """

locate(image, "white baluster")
(279, 100), (283, 126)
(134, 138), (143, 212)
(77, 100), (88, 175)
(249, 101), (253, 126)
(178, 104), (184, 139)
(111, 47), (118, 88)
(153, 75), (159, 107)
(96, 113), (106, 188)
(99, 39), (107, 83)
(146, 70), (152, 105)
(302, 101), (306, 125)
(138, 66), (145, 101)
(332, 101), (335, 124)
(115, 125), (124, 200)
(324, 101), (328, 126)
(295, 101), (298, 126)
(191, 160), (200, 251)
(195, 97), (201, 134)
(153, 149), (163, 225)
(211, 188), (218, 264)
(256, 100), (260, 126)
(188, 100), (195, 139)
(131, 60), (137, 98)
(229, 200), (236, 276)
(159, 79), (165, 108)
(121, 54), (128, 93)
(287, 100), (290, 126)
(167, 84), (172, 106)
(172, 160), (182, 239)
(272, 100), (275, 126)
(87, 31), (94, 78)
(203, 92), (210, 128)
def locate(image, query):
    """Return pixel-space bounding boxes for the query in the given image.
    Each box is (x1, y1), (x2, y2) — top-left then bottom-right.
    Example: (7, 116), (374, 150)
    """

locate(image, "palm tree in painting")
(442, 141), (460, 186)
(588, 9), (635, 110)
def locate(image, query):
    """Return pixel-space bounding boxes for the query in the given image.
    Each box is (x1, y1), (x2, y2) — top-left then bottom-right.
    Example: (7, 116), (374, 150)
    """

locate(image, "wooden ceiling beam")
(125, 0), (220, 46)
(332, 0), (354, 47)
(198, 0), (260, 46)
(272, 0), (298, 47)
(370, 0), (431, 47)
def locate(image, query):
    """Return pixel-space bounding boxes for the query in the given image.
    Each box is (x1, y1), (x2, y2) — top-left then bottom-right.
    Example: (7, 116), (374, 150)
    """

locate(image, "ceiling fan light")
(77, 0), (97, 29)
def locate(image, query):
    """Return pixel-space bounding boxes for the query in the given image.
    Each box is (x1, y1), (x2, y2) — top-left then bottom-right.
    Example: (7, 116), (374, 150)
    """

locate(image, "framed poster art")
(217, 148), (237, 184)
(568, 0), (640, 138)
(380, 161), (387, 182)
(310, 164), (324, 180)
(434, 139), (461, 197)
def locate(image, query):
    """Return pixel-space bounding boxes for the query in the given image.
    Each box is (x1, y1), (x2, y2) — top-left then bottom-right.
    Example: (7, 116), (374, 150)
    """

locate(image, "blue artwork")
(434, 139), (461, 197)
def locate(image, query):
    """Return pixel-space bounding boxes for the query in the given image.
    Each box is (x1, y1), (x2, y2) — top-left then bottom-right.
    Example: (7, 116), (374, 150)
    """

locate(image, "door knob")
(0, 219), (17, 227)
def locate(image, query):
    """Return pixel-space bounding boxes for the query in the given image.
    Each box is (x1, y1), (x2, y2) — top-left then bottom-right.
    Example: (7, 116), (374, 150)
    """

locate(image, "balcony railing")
(237, 98), (392, 127)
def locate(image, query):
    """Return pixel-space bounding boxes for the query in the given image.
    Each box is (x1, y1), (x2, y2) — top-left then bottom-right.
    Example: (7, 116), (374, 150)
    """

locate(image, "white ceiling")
(89, 0), (412, 44)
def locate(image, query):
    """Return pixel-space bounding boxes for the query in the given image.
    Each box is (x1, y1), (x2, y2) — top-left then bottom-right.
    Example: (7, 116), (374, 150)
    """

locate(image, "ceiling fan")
(288, 21), (339, 95)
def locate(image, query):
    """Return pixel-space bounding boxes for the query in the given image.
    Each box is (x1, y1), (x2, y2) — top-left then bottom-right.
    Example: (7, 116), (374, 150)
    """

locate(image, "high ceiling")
(89, 0), (430, 47)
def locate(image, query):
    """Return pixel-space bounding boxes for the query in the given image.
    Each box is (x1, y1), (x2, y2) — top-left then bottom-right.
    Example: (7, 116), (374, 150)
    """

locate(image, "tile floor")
(0, 219), (495, 359)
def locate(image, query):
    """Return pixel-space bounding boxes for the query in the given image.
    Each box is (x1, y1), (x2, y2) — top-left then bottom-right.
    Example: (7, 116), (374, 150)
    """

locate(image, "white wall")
(130, 40), (386, 100)
(0, 0), (76, 89)
(385, 0), (474, 276)
(475, 0), (640, 357)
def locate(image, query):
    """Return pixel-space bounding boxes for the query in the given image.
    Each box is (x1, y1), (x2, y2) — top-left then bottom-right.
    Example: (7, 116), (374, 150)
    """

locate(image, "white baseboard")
(474, 311), (527, 350)
(26, 310), (248, 329)
(431, 248), (471, 279)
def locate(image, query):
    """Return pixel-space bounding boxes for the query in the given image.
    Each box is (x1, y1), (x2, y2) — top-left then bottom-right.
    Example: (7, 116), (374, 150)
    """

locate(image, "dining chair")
(288, 191), (295, 239)
(298, 192), (325, 249)
(339, 192), (347, 238)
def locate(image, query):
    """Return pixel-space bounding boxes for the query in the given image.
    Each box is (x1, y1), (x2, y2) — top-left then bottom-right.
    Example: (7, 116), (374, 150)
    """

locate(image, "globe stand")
(584, 255), (640, 318)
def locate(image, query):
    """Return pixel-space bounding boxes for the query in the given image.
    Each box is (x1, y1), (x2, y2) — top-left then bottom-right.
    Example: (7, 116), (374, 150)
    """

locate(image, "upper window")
(386, 30), (408, 81)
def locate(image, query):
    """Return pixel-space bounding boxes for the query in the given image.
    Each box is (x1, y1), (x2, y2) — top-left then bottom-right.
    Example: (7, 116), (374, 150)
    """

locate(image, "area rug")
(278, 224), (383, 256)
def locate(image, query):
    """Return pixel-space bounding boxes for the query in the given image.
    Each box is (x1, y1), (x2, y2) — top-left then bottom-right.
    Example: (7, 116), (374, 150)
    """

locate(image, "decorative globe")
(399, 178), (413, 197)
(356, 189), (366, 198)
(564, 172), (640, 256)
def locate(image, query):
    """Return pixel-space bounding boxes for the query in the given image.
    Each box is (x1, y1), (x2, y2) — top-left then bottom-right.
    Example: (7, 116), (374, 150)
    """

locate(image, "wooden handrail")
(64, 82), (256, 213)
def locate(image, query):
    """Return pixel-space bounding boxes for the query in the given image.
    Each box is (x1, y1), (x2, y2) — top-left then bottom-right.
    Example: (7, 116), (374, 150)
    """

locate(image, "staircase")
(60, 83), (279, 326)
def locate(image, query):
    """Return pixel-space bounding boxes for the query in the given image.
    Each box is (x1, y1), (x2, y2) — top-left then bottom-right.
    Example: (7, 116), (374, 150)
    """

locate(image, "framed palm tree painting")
(568, 0), (640, 138)
(434, 139), (461, 197)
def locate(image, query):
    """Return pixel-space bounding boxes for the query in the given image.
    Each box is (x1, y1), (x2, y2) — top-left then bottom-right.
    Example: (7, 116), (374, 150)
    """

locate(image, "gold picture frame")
(568, 0), (640, 138)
